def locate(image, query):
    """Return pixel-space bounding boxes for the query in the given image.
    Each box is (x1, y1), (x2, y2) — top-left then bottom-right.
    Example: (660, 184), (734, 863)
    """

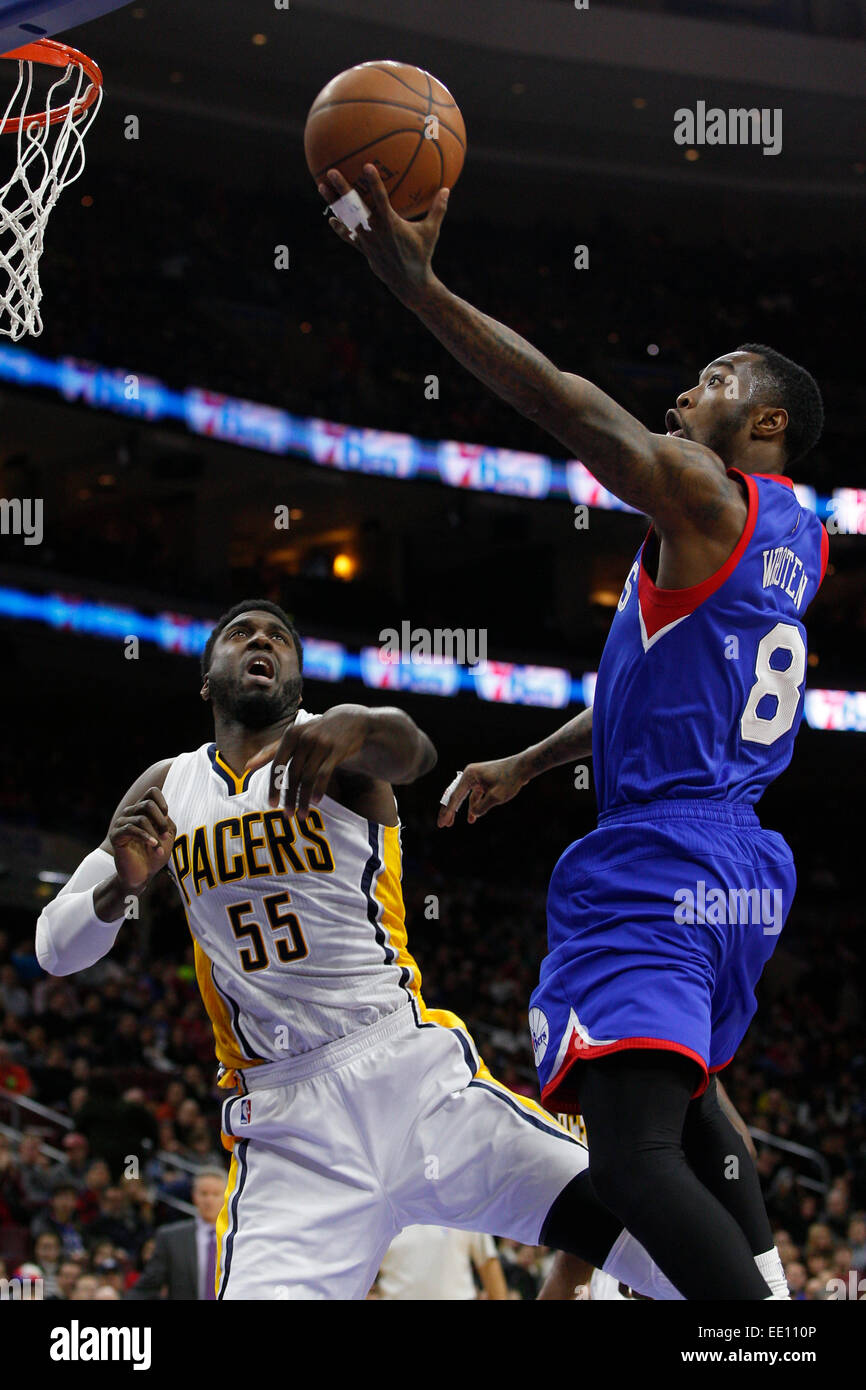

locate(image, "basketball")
(304, 60), (466, 219)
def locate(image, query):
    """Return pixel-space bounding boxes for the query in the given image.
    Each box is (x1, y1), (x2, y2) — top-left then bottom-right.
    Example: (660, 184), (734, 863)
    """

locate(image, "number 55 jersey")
(162, 709), (429, 1073)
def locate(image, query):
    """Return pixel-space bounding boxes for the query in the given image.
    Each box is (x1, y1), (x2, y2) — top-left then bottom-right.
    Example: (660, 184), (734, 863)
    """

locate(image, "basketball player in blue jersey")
(322, 164), (828, 1299)
(36, 601), (682, 1300)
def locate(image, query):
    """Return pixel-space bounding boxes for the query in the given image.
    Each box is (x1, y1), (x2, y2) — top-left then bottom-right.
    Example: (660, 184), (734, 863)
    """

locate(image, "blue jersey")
(593, 470), (828, 813)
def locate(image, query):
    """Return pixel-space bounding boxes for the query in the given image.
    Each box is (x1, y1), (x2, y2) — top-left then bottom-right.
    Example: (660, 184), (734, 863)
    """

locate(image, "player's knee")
(540, 1171), (624, 1266)
(587, 1148), (641, 1214)
(590, 1141), (683, 1219)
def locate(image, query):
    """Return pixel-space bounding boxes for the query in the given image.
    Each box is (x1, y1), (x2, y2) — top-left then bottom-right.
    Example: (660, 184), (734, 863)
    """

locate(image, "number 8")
(741, 622), (806, 746)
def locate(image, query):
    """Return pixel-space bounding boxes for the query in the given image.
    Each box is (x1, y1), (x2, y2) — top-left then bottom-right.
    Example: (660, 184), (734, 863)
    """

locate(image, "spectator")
(14, 1130), (54, 1213)
(126, 1167), (225, 1300)
(784, 1260), (807, 1298)
(72, 1274), (99, 1299)
(805, 1276), (831, 1300)
(33, 1231), (63, 1297)
(28, 1041), (73, 1106)
(77, 1159), (112, 1224)
(73, 1077), (159, 1180)
(0, 1132), (25, 1223)
(0, 963), (31, 1019)
(88, 1239), (118, 1268)
(822, 1183), (851, 1239)
(30, 1181), (85, 1257)
(806, 1222), (836, 1261)
(0, 1039), (32, 1096)
(46, 1258), (83, 1301)
(92, 1257), (128, 1298)
(54, 1133), (91, 1192)
(86, 1186), (148, 1257)
(848, 1215), (866, 1272)
(182, 1122), (226, 1170)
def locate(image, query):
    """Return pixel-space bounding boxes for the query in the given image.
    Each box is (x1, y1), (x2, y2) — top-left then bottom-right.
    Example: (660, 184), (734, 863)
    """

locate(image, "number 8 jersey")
(593, 470), (829, 813)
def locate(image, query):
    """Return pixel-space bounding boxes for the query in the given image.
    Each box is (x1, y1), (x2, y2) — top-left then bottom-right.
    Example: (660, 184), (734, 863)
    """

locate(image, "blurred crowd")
(0, 833), (862, 1299)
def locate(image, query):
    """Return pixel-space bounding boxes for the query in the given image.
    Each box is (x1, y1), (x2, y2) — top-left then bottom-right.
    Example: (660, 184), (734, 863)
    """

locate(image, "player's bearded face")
(699, 399), (752, 463)
(207, 664), (302, 728)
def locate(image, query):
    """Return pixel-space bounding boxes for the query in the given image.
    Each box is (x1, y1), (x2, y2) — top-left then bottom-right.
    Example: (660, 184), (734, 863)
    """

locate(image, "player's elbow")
(392, 725), (437, 784)
(414, 733), (438, 780)
(34, 917), (60, 976)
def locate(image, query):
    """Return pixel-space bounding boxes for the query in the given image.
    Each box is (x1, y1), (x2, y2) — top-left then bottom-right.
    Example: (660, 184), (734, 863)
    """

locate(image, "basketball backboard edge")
(0, 0), (130, 55)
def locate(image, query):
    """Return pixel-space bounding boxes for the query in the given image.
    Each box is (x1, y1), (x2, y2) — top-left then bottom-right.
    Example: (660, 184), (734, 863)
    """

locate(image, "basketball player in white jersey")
(36, 600), (680, 1301)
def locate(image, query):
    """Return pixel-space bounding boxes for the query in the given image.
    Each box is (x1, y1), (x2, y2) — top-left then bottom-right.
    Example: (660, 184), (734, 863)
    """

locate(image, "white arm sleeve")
(35, 848), (127, 977)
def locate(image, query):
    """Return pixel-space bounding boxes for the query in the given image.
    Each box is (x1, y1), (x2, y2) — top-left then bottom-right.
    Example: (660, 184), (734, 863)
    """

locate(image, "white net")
(0, 48), (102, 341)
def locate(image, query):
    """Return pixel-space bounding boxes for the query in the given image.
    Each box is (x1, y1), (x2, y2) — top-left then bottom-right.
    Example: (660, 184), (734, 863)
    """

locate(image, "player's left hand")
(319, 163), (449, 307)
(250, 709), (372, 813)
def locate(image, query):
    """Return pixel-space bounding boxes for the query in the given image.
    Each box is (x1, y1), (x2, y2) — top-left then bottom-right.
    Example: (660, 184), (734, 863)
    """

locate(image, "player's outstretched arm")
(438, 707), (592, 827)
(35, 759), (175, 976)
(322, 165), (743, 543)
(257, 705), (437, 812)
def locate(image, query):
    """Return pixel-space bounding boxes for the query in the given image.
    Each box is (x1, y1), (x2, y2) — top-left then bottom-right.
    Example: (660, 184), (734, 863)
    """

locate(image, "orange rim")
(0, 39), (102, 134)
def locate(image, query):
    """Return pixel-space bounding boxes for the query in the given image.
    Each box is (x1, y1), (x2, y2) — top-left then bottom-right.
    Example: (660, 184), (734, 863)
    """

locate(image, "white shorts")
(214, 1002), (588, 1300)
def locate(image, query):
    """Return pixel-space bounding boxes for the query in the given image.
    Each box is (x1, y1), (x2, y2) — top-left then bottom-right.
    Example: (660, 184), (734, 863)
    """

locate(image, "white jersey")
(162, 712), (427, 1071)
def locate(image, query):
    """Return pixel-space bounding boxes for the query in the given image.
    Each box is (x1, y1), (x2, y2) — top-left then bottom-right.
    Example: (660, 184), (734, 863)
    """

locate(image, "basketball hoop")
(0, 38), (103, 340)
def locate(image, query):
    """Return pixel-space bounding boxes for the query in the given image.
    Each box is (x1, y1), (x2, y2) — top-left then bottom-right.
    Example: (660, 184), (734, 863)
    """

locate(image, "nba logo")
(239, 1098), (252, 1125)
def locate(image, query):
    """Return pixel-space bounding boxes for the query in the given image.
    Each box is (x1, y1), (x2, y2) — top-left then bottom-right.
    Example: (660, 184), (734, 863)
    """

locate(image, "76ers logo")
(528, 1007), (549, 1066)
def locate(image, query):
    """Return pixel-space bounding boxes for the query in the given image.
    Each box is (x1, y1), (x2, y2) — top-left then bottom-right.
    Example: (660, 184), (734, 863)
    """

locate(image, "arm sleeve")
(35, 847), (126, 977)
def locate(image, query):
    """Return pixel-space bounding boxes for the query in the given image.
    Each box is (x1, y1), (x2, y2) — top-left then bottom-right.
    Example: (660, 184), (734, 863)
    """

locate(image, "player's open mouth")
(245, 655), (276, 682)
(665, 409), (686, 438)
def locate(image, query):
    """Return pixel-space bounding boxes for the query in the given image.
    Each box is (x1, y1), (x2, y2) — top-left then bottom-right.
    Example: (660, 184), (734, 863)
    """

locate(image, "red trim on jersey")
(540, 1034), (709, 1116)
(708, 1056), (734, 1075)
(752, 473), (794, 489)
(819, 523), (830, 587)
(637, 469), (759, 642)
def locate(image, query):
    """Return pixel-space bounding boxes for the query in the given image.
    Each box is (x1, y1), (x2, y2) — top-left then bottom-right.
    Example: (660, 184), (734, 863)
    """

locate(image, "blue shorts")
(529, 799), (796, 1113)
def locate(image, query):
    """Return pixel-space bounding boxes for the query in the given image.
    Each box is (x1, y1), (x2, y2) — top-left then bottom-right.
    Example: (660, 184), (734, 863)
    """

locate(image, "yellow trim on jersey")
(214, 749), (252, 795)
(192, 936), (262, 1073)
(373, 824), (423, 1000)
(371, 826), (505, 1079)
(215, 1149), (238, 1297)
(473, 1065), (574, 1135)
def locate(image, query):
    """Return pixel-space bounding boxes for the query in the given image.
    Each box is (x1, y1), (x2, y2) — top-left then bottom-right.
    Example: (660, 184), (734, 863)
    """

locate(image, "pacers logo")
(528, 1007), (549, 1066)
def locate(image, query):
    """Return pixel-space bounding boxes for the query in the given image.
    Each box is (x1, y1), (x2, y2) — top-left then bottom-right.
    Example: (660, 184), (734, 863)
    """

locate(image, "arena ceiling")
(24, 0), (866, 221)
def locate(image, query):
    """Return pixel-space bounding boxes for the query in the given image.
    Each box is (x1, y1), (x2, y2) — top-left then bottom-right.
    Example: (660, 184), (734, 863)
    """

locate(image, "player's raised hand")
(319, 163), (449, 307)
(108, 787), (176, 891)
(254, 709), (371, 814)
(438, 755), (530, 828)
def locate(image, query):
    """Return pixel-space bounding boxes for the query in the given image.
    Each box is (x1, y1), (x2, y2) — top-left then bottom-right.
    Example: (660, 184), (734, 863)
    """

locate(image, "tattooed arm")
(321, 165), (747, 577)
